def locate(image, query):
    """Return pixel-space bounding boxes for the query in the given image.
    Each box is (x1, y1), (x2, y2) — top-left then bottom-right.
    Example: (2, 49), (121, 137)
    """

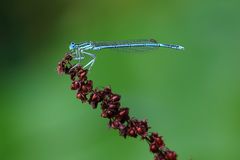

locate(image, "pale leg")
(82, 50), (96, 70)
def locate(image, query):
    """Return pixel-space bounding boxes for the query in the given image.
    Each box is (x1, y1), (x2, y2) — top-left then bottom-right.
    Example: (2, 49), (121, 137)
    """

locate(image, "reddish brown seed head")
(71, 81), (80, 90)
(119, 108), (129, 116)
(111, 120), (121, 128)
(64, 53), (73, 61)
(79, 71), (87, 79)
(128, 128), (137, 137)
(155, 137), (164, 147)
(104, 86), (112, 94)
(76, 92), (87, 102)
(101, 112), (107, 118)
(81, 85), (88, 92)
(152, 132), (159, 137)
(91, 93), (100, 102)
(86, 80), (93, 92)
(165, 150), (177, 160)
(90, 101), (98, 109)
(150, 144), (159, 153)
(76, 93), (81, 99)
(136, 127), (144, 134)
(154, 154), (166, 160)
(107, 110), (113, 116)
(108, 104), (118, 109)
(111, 94), (121, 102)
(57, 63), (64, 75)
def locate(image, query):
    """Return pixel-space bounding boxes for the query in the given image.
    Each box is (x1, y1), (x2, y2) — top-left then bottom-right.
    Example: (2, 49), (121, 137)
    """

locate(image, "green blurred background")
(1, 0), (240, 160)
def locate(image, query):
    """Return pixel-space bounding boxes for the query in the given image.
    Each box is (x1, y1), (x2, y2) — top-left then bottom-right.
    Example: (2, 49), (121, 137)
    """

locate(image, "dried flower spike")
(57, 53), (178, 160)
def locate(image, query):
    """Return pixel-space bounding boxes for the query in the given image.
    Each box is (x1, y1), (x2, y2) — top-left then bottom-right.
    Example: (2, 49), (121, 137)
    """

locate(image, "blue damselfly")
(69, 39), (184, 70)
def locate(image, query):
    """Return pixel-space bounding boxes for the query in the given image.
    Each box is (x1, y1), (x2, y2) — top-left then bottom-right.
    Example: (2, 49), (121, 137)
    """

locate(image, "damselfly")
(69, 39), (184, 70)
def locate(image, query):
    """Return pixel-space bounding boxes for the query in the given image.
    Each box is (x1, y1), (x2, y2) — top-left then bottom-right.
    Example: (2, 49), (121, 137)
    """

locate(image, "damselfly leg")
(82, 51), (96, 70)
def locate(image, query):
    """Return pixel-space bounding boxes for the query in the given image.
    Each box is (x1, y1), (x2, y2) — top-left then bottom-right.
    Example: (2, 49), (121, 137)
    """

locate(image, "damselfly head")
(69, 42), (76, 50)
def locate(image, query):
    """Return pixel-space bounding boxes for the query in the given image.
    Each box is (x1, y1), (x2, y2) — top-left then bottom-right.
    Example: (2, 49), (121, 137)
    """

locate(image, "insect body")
(69, 39), (184, 70)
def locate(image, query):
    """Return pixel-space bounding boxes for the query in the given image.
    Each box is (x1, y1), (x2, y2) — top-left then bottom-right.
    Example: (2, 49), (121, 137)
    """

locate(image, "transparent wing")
(91, 39), (161, 52)
(92, 39), (158, 47)
(91, 39), (184, 51)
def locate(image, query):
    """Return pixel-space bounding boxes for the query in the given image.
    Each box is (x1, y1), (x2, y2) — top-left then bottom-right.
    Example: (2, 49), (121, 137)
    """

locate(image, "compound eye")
(69, 42), (76, 50)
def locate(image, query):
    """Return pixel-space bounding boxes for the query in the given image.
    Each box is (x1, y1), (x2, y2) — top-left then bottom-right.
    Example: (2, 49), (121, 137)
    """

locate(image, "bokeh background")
(1, 0), (240, 160)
